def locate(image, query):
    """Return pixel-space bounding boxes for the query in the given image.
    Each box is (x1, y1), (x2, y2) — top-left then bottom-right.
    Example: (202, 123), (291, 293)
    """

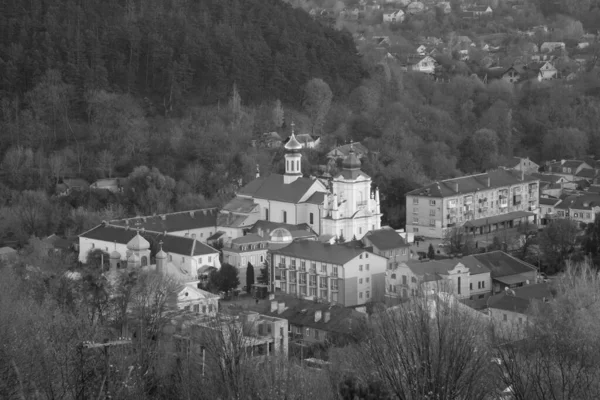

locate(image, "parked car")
(414, 235), (426, 242)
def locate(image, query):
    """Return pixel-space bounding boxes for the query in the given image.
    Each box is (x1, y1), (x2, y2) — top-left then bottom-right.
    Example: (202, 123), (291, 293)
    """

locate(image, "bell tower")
(284, 122), (303, 184)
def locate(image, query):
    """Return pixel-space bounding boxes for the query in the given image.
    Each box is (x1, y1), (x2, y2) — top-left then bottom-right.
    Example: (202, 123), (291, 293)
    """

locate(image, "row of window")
(278, 257), (341, 276)
(287, 285), (338, 302)
(282, 275), (337, 289)
(358, 291), (370, 299)
(413, 218), (437, 227)
(295, 325), (321, 340)
(265, 209), (315, 225)
(470, 281), (486, 290)
(183, 303), (215, 313)
(358, 277), (370, 284)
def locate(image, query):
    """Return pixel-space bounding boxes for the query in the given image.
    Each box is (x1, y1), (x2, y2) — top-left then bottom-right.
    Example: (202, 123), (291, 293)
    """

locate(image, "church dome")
(270, 228), (293, 243)
(156, 249), (168, 259)
(127, 232), (150, 251)
(343, 148), (362, 170)
(284, 133), (303, 151)
(110, 250), (121, 259)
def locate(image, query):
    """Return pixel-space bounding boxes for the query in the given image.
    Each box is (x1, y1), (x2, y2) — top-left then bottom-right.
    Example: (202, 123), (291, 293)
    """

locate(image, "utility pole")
(80, 338), (132, 400)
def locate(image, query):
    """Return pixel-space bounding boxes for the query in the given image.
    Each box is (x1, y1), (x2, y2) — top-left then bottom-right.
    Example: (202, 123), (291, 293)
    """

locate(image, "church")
(220, 124), (382, 241)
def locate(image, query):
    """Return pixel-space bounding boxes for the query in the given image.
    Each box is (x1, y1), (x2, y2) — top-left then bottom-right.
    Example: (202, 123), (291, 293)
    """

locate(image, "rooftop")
(271, 240), (379, 265)
(471, 251), (536, 278)
(110, 208), (218, 232)
(488, 283), (553, 313)
(237, 174), (323, 203)
(555, 193), (600, 210)
(80, 224), (218, 257)
(406, 169), (538, 198)
(364, 228), (408, 250)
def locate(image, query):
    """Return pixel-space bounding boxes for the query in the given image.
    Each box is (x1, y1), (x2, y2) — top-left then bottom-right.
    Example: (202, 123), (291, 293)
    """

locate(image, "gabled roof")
(471, 251), (536, 278)
(488, 283), (552, 313)
(110, 209), (218, 232)
(576, 169), (596, 179)
(63, 178), (90, 188)
(327, 142), (368, 158)
(406, 169), (538, 198)
(303, 191), (326, 205)
(231, 234), (266, 245)
(531, 173), (565, 184)
(249, 220), (316, 237)
(364, 228), (408, 250)
(294, 133), (317, 144)
(222, 197), (258, 214)
(555, 193), (600, 210)
(237, 174), (323, 203)
(80, 224), (218, 257)
(270, 240), (380, 265)
(539, 196), (560, 206)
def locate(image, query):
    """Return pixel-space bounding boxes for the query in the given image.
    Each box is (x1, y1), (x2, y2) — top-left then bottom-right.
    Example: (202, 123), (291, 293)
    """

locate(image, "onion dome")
(156, 248), (167, 260)
(127, 232), (150, 251)
(110, 250), (121, 259)
(270, 228), (293, 243)
(343, 147), (362, 170)
(285, 133), (303, 151)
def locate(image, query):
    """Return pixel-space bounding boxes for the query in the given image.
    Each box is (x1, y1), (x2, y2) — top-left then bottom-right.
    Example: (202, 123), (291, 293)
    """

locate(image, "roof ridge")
(191, 239), (197, 257)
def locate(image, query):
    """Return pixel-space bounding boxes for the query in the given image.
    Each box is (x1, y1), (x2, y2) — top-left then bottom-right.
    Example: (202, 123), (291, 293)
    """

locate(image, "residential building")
(553, 193), (600, 225)
(56, 178), (90, 196)
(487, 283), (552, 339)
(405, 169), (540, 239)
(327, 142), (368, 162)
(539, 196), (561, 225)
(0, 246), (17, 261)
(262, 298), (364, 344)
(402, 55), (437, 74)
(362, 228), (411, 268)
(260, 132), (284, 148)
(90, 178), (126, 192)
(383, 9), (405, 23)
(269, 240), (387, 307)
(500, 157), (539, 174)
(79, 225), (221, 276)
(222, 126), (381, 240)
(172, 282), (220, 317)
(475, 251), (537, 294)
(543, 159), (594, 181)
(294, 133), (320, 149)
(465, 5), (493, 16)
(540, 42), (565, 53)
(531, 61), (557, 81)
(109, 208), (219, 242)
(416, 45), (427, 55)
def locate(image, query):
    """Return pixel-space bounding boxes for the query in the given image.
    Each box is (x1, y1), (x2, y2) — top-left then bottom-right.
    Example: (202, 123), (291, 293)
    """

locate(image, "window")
(518, 317), (523, 324)
(391, 273), (396, 279)
(333, 265), (338, 277)
(457, 276), (461, 295)
(359, 278), (363, 284)
(429, 220), (436, 227)
(141, 256), (148, 266)
(430, 200), (436, 206)
(477, 282), (481, 289)
(209, 304), (213, 312)
(266, 209), (269, 221)
(413, 217), (419, 224)
(402, 275), (407, 285)
(310, 213), (314, 224)
(503, 314), (508, 321)
(365, 253), (369, 258)
(192, 234), (196, 239)
(300, 261), (306, 271)
(169, 254), (173, 262)
(470, 283), (473, 290)
(359, 227), (362, 234)
(413, 198), (419, 205)
(202, 305), (207, 313)
(366, 264), (370, 271)
(478, 294), (484, 299)
(359, 292), (363, 299)
(208, 256), (212, 263)
(311, 262), (317, 271)
(314, 330), (320, 339)
(359, 254), (363, 259)
(429, 209), (435, 216)
(181, 257), (185, 263)
(586, 213), (591, 219)
(283, 211), (287, 223)
(321, 264), (327, 273)
(193, 304), (200, 313)
(359, 265), (363, 271)
(482, 281), (485, 289)
(411, 277), (416, 283)
(366, 290), (370, 298)
(310, 287), (317, 296)
(366, 277), (370, 283)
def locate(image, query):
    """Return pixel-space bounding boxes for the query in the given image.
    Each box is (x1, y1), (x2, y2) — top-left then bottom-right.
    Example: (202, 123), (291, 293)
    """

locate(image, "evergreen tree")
(427, 243), (435, 260)
(209, 263), (240, 294)
(246, 262), (255, 293)
(257, 260), (270, 286)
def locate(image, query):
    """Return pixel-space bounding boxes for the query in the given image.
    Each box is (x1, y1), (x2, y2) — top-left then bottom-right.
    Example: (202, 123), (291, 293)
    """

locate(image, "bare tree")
(443, 226), (475, 256)
(346, 289), (498, 399)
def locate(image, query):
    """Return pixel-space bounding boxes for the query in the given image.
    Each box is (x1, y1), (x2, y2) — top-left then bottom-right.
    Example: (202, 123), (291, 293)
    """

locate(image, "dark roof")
(249, 220), (316, 237)
(63, 178), (90, 188)
(471, 251), (536, 278)
(539, 196), (560, 206)
(303, 192), (326, 205)
(406, 254), (490, 277)
(261, 299), (365, 335)
(295, 133), (317, 144)
(222, 197), (258, 214)
(237, 174), (322, 203)
(328, 142), (368, 158)
(364, 229), (408, 250)
(555, 193), (600, 210)
(407, 169), (538, 198)
(531, 173), (564, 183)
(576, 168), (596, 179)
(488, 283), (552, 313)
(110, 209), (218, 232)
(588, 185), (600, 193)
(80, 224), (218, 256)
(270, 240), (379, 265)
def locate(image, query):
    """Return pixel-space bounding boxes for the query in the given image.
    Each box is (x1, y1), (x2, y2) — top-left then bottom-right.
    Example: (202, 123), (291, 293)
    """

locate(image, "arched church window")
(296, 160), (300, 171)
(141, 256), (148, 266)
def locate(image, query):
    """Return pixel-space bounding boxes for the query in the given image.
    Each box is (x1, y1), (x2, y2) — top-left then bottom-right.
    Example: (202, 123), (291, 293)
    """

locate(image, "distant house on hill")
(465, 5), (492, 16)
(56, 178), (90, 196)
(401, 55), (437, 74)
(383, 9), (405, 23)
(540, 42), (565, 53)
(327, 142), (369, 161)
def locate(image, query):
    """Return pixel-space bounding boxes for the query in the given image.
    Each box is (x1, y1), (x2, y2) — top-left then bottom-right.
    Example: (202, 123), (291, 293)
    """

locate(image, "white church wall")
(79, 237), (129, 263)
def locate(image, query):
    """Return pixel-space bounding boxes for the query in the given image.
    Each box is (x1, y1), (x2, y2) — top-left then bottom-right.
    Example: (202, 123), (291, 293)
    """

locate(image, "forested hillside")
(0, 0), (363, 106)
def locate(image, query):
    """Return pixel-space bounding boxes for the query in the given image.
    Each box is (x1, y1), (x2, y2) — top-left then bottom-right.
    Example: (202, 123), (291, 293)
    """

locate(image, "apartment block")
(405, 169), (540, 239)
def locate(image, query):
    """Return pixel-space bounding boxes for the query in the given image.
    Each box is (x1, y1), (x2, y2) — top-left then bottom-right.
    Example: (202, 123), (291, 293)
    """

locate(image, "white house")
(404, 55), (437, 74)
(383, 10), (405, 23)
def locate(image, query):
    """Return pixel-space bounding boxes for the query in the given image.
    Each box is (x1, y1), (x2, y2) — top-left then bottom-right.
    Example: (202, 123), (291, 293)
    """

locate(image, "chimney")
(487, 176), (491, 187)
(454, 182), (459, 193)
(314, 310), (322, 322)
(324, 311), (331, 323)
(270, 300), (278, 313)
(277, 302), (285, 314)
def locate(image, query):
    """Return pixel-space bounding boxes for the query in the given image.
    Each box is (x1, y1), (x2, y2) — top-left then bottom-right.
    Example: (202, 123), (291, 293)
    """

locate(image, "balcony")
(289, 277), (297, 284)
(319, 284), (328, 289)
(289, 264), (296, 270)
(278, 263), (287, 269)
(309, 268), (316, 274)
(309, 281), (317, 287)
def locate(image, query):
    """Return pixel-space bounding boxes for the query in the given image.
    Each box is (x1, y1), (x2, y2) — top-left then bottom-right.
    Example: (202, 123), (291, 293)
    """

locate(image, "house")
(544, 159), (594, 181)
(383, 9), (405, 23)
(90, 178), (126, 192)
(465, 5), (493, 16)
(340, 8), (360, 20)
(222, 130), (381, 240)
(109, 208), (219, 242)
(405, 169), (540, 239)
(172, 282), (220, 316)
(553, 193), (600, 225)
(487, 283), (552, 340)
(406, 1), (425, 14)
(262, 297), (364, 344)
(539, 196), (561, 225)
(474, 251), (537, 294)
(269, 240), (388, 307)
(56, 178), (90, 196)
(42, 234), (74, 253)
(402, 55), (437, 74)
(577, 42), (590, 49)
(327, 142), (369, 162)
(260, 132), (284, 148)
(529, 61), (558, 81)
(416, 45), (428, 55)
(500, 157), (539, 174)
(292, 133), (320, 149)
(362, 228), (411, 268)
(540, 42), (565, 53)
(372, 36), (391, 47)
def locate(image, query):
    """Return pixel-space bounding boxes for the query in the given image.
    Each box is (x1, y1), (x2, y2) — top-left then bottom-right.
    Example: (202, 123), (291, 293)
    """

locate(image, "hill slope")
(0, 0), (364, 105)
